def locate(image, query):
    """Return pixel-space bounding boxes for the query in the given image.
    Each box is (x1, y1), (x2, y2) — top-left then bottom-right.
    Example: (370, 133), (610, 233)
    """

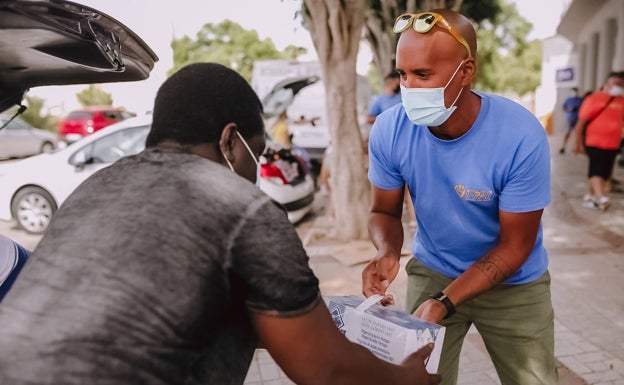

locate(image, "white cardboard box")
(323, 294), (445, 373)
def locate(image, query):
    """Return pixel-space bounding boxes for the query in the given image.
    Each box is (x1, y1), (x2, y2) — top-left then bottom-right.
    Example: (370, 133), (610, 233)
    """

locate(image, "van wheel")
(11, 187), (57, 234)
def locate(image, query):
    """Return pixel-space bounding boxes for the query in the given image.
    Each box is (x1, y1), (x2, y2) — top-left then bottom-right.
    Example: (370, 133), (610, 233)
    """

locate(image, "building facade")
(540, 0), (623, 134)
(557, 0), (624, 93)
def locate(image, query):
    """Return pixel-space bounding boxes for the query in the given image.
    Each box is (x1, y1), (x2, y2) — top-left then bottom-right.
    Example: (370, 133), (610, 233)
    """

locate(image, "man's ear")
(461, 58), (476, 86)
(219, 123), (238, 161)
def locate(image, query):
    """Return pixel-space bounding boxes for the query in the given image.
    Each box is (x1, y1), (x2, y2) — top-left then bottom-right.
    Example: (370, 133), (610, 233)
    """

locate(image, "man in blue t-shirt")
(560, 87), (584, 154)
(367, 70), (402, 125)
(362, 9), (556, 385)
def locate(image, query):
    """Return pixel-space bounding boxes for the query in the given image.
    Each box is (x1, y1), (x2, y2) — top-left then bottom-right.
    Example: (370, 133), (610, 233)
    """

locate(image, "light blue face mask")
(222, 131), (261, 187)
(400, 60), (466, 127)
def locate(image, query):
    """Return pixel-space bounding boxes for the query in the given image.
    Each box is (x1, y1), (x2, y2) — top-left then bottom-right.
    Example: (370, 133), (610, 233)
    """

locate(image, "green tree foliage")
(76, 84), (113, 107)
(363, 0), (541, 96)
(282, 44), (309, 60)
(363, 0), (502, 87)
(169, 20), (305, 81)
(504, 39), (542, 96)
(473, 1), (541, 95)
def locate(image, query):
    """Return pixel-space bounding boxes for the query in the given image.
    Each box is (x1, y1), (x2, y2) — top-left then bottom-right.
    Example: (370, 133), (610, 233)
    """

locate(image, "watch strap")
(429, 291), (455, 319)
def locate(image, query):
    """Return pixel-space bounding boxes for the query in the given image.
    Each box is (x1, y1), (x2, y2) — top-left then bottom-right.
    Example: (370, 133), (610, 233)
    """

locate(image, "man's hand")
(414, 300), (447, 325)
(362, 249), (401, 304)
(401, 343), (442, 385)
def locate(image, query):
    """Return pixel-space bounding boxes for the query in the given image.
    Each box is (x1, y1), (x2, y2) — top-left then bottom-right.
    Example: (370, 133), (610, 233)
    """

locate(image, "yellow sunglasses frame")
(393, 12), (472, 58)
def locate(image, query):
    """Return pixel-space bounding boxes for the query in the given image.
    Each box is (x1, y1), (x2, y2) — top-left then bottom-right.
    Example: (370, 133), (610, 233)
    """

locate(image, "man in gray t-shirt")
(0, 148), (319, 385)
(0, 63), (438, 385)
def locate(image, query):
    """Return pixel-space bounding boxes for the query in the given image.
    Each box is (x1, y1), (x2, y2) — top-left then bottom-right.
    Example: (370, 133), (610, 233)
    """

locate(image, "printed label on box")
(323, 295), (445, 373)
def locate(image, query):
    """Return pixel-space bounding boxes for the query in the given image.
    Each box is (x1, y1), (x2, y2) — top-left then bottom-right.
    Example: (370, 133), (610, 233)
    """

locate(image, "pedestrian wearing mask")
(575, 71), (624, 211)
(363, 9), (556, 385)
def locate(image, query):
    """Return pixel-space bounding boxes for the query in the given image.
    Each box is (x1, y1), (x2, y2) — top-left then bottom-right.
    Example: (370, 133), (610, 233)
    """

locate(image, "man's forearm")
(368, 211), (404, 256)
(441, 246), (527, 308)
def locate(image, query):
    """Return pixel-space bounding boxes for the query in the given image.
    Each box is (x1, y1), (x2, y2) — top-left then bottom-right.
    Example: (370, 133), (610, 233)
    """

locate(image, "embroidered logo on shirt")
(455, 185), (493, 202)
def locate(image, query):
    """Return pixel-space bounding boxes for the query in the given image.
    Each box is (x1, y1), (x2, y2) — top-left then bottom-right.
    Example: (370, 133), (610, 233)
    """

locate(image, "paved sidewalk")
(244, 128), (624, 385)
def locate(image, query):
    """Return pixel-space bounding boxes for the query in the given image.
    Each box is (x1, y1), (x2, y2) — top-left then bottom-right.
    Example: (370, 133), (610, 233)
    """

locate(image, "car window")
(69, 125), (150, 165)
(0, 118), (29, 131)
(263, 88), (294, 118)
(102, 110), (121, 120)
(67, 111), (93, 119)
(120, 111), (135, 120)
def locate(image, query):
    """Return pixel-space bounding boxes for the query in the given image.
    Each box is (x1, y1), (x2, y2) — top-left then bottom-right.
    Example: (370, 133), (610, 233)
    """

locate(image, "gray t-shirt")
(0, 148), (320, 385)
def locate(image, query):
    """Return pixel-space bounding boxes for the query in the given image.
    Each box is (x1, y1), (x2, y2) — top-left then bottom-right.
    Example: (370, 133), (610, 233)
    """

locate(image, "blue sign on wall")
(556, 67), (575, 83)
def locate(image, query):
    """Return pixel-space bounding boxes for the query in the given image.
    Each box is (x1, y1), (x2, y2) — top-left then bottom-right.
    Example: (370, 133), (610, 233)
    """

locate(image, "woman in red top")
(575, 71), (624, 210)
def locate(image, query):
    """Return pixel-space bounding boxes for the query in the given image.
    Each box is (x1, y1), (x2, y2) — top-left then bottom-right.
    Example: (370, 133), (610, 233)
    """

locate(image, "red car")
(58, 106), (136, 143)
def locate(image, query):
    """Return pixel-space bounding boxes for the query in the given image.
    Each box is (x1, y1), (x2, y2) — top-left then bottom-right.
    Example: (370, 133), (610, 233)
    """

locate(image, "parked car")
(0, 115), (60, 159)
(262, 75), (327, 174)
(0, 114), (315, 234)
(259, 143), (315, 224)
(59, 106), (136, 143)
(0, 115), (151, 234)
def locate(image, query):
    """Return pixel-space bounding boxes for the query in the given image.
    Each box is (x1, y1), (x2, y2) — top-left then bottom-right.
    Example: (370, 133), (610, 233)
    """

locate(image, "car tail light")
(260, 163), (287, 185)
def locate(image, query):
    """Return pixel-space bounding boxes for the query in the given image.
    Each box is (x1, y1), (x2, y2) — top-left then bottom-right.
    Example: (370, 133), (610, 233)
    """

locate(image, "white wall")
(536, 36), (574, 120)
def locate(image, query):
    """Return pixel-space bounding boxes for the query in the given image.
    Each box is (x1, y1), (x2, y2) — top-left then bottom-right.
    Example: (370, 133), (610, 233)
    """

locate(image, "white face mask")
(400, 60), (465, 126)
(608, 85), (624, 97)
(222, 131), (261, 187)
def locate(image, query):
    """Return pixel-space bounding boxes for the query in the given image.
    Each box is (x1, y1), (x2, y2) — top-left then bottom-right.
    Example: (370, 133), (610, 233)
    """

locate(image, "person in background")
(367, 70), (402, 125)
(574, 71), (624, 211)
(271, 110), (292, 148)
(363, 9), (556, 385)
(560, 87), (583, 154)
(0, 62), (440, 385)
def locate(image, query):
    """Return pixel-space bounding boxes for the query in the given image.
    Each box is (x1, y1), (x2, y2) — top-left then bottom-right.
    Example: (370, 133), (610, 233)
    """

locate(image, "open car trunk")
(0, 0), (158, 112)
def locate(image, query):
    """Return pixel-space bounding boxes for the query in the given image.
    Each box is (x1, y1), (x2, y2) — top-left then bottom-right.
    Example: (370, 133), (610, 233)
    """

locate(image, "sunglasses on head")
(393, 12), (472, 58)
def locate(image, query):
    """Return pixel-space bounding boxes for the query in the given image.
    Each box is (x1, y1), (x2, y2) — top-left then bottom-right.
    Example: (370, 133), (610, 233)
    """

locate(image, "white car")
(0, 114), (315, 234)
(0, 115), (152, 234)
(259, 143), (315, 224)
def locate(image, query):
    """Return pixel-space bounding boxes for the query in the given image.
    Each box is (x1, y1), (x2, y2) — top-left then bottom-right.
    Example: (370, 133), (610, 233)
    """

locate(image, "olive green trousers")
(406, 258), (557, 385)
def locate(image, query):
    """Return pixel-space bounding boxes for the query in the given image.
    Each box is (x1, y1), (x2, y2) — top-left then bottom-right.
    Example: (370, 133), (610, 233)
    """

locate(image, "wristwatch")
(429, 291), (456, 319)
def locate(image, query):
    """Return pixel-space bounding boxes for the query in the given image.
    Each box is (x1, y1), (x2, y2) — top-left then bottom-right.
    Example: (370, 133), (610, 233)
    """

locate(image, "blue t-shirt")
(563, 96), (583, 126)
(368, 93), (402, 117)
(0, 234), (30, 302)
(368, 91), (551, 284)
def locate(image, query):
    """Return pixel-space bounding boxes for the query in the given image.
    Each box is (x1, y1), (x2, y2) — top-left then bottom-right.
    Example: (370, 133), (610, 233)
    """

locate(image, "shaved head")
(429, 9), (477, 58)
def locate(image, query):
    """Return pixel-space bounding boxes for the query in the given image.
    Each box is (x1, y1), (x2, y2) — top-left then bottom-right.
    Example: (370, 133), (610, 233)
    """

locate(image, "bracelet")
(429, 291), (456, 319)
